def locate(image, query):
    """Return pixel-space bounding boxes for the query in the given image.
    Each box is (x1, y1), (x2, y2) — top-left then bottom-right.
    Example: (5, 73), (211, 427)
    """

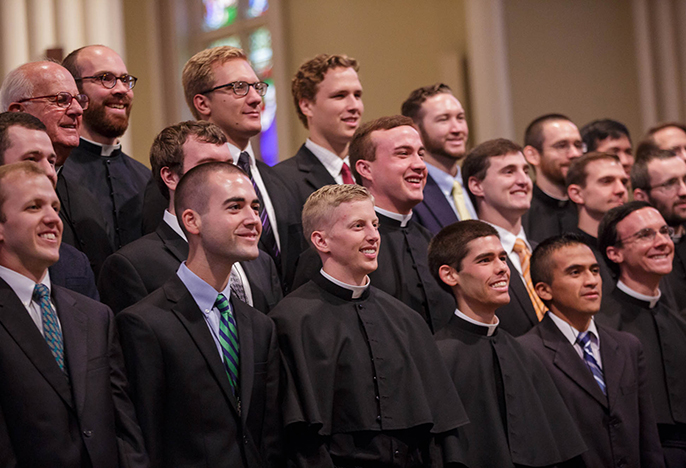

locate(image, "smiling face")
(314, 198), (380, 285)
(0, 172), (62, 282)
(3, 126), (57, 185)
(77, 46), (133, 142)
(301, 66), (363, 155)
(357, 125), (427, 214)
(571, 158), (628, 219)
(418, 93), (469, 162)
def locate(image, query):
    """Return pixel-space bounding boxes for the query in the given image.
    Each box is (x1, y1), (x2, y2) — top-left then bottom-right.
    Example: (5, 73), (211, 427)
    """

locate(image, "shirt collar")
(0, 265), (51, 309)
(425, 162), (462, 197)
(320, 269), (370, 299)
(81, 136), (121, 157)
(305, 139), (349, 177)
(227, 141), (256, 166)
(547, 311), (600, 345)
(374, 206), (413, 227)
(176, 262), (232, 316)
(617, 280), (661, 308)
(163, 210), (187, 242)
(454, 308), (499, 336)
(485, 221), (530, 255)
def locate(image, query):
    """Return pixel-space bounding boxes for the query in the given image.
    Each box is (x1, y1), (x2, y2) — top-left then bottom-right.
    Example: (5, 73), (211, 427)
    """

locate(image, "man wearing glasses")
(62, 45), (151, 251)
(182, 46), (302, 292)
(0, 60), (112, 278)
(632, 143), (686, 312)
(597, 201), (686, 467)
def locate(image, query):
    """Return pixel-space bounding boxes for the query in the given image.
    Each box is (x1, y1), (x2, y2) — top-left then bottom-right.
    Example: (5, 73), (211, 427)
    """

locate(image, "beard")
(539, 156), (566, 188)
(420, 127), (466, 161)
(83, 98), (132, 139)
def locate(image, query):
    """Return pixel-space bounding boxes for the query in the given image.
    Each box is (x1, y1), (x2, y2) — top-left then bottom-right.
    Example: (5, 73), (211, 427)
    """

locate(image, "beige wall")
(503, 0), (642, 144)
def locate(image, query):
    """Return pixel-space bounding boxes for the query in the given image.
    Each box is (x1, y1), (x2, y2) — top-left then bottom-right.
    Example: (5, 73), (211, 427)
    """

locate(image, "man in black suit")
(0, 162), (147, 467)
(522, 114), (583, 243)
(519, 234), (665, 467)
(596, 201), (686, 466)
(182, 46), (303, 291)
(117, 162), (282, 467)
(462, 138), (544, 336)
(0, 111), (99, 300)
(273, 54), (363, 213)
(402, 83), (476, 234)
(98, 121), (281, 313)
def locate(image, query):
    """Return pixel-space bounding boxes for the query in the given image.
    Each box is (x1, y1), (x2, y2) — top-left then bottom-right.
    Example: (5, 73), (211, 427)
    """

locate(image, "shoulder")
(270, 282), (324, 319)
(53, 284), (110, 318)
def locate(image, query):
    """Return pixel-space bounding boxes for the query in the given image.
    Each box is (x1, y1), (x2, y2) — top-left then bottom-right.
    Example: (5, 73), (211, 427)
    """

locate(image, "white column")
(84, 0), (110, 45)
(1, 0), (30, 76)
(27, 0), (56, 60)
(675, 0), (686, 124)
(465, 0), (515, 142)
(654, 0), (681, 121)
(631, 0), (658, 129)
(55, 0), (85, 55)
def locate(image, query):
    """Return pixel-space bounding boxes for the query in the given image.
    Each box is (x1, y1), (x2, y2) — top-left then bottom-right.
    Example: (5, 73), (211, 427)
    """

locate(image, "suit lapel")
(0, 280), (73, 408)
(296, 146), (337, 191)
(423, 175), (458, 227)
(506, 257), (539, 326)
(156, 222), (189, 264)
(540, 316), (608, 407)
(234, 298), (255, 424)
(55, 287), (89, 414)
(598, 326), (623, 409)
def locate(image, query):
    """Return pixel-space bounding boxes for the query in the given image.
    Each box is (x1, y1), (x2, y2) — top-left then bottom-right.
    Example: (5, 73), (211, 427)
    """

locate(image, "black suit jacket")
(0, 279), (147, 468)
(50, 242), (100, 300)
(273, 144), (337, 214)
(519, 315), (665, 468)
(496, 256), (540, 336)
(412, 174), (459, 235)
(116, 275), (282, 468)
(98, 221), (282, 314)
(665, 237), (686, 316)
(140, 176), (168, 236)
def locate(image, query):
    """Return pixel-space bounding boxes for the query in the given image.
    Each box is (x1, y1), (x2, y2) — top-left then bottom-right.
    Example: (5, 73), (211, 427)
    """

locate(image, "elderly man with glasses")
(61, 45), (150, 252)
(597, 200), (686, 467)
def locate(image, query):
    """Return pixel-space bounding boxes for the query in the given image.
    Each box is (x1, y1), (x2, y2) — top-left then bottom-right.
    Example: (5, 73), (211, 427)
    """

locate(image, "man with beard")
(632, 143), (686, 312)
(402, 83), (476, 234)
(62, 45), (150, 250)
(523, 114), (583, 243)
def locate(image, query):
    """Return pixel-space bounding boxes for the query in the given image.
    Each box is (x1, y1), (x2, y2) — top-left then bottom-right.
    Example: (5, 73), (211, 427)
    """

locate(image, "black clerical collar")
(79, 137), (122, 158)
(616, 280), (661, 308)
(570, 226), (598, 247)
(374, 207), (413, 228)
(453, 309), (499, 336)
(313, 271), (371, 301)
(533, 184), (569, 209)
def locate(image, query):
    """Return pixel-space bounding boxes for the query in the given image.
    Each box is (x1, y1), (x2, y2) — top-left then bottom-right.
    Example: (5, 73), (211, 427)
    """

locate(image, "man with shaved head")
(62, 45), (150, 250)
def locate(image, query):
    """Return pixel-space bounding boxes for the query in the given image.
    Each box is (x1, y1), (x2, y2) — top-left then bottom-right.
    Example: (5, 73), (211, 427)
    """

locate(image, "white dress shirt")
(425, 162), (478, 220)
(305, 138), (350, 185)
(0, 265), (60, 336)
(548, 311), (603, 368)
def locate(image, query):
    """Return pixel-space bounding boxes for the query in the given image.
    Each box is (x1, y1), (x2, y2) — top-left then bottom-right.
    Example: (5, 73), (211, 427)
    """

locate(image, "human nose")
(65, 97), (84, 116)
(495, 257), (510, 275)
(245, 85), (263, 105)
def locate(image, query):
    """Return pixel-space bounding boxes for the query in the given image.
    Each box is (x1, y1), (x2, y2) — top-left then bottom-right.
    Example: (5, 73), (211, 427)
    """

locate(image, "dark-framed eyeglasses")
(200, 81), (268, 97)
(648, 175), (686, 195)
(618, 225), (674, 245)
(76, 72), (137, 90)
(18, 92), (89, 109)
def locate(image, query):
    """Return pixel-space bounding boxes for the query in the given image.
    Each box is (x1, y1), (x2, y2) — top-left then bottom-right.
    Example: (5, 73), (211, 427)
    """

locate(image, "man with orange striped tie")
(462, 138), (546, 336)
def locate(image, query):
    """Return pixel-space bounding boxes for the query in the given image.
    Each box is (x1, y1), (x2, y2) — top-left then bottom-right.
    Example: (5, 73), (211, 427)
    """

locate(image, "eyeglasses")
(76, 72), (138, 90)
(18, 92), (89, 109)
(648, 176), (686, 195)
(618, 225), (674, 244)
(200, 81), (268, 97)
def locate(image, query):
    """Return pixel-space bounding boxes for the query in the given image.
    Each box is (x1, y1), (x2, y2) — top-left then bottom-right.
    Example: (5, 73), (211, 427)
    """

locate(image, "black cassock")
(270, 273), (469, 467)
(522, 185), (578, 244)
(435, 314), (587, 468)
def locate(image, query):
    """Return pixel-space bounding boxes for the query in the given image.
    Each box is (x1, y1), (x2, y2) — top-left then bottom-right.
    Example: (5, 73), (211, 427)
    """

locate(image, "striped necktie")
(33, 284), (67, 374)
(577, 331), (606, 396)
(214, 293), (240, 395)
(512, 238), (547, 321)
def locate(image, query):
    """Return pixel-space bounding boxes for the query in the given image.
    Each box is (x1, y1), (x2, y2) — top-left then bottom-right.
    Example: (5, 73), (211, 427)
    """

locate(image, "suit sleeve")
(261, 319), (286, 467)
(116, 311), (166, 468)
(0, 403), (17, 468)
(106, 308), (149, 468)
(635, 341), (667, 467)
(99, 253), (149, 314)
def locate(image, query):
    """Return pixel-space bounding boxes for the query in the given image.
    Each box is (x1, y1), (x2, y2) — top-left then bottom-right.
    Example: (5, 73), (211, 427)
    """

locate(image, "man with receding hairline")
(117, 161), (282, 467)
(646, 122), (686, 161)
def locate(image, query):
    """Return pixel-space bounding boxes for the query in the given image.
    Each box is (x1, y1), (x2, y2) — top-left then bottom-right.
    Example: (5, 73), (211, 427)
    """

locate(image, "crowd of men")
(0, 43), (685, 468)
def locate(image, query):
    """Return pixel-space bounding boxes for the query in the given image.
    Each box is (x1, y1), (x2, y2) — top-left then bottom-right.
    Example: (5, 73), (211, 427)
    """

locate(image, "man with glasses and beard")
(62, 45), (150, 250)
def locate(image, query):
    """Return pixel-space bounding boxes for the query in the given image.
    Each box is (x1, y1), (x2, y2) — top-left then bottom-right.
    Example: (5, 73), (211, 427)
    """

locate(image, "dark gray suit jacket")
(496, 256), (540, 337)
(412, 174), (459, 235)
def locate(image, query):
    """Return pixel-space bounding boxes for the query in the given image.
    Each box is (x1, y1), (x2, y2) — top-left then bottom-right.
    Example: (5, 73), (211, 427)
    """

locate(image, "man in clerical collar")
(597, 201), (686, 466)
(429, 220), (586, 468)
(519, 233), (665, 467)
(402, 83), (476, 234)
(270, 183), (469, 467)
(522, 113), (583, 243)
(61, 45), (150, 250)
(273, 54), (363, 213)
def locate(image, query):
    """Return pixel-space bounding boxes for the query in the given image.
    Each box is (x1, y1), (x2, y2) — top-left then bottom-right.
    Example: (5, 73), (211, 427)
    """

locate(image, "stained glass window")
(209, 35), (242, 49)
(203, 0), (238, 31)
(247, 0), (269, 19)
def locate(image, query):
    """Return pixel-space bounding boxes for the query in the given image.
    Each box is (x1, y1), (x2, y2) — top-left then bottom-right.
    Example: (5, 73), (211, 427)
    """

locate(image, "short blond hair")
(302, 184), (374, 246)
(182, 46), (248, 119)
(0, 161), (49, 222)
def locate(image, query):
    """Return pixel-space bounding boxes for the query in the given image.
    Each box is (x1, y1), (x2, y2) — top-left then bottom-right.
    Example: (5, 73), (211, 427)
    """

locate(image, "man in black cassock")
(596, 201), (686, 467)
(292, 115), (456, 333)
(270, 184), (469, 467)
(520, 233), (665, 467)
(429, 220), (586, 468)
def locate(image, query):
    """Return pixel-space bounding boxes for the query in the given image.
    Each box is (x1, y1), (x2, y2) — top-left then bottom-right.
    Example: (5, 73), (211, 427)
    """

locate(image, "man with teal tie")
(117, 162), (283, 467)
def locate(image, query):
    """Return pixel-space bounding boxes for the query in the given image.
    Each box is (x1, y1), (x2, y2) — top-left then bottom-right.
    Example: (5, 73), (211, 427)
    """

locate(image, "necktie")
(33, 284), (67, 374)
(451, 180), (472, 221)
(341, 162), (355, 185)
(215, 293), (240, 395)
(236, 151), (281, 270)
(229, 268), (248, 303)
(512, 239), (547, 321)
(577, 331), (606, 396)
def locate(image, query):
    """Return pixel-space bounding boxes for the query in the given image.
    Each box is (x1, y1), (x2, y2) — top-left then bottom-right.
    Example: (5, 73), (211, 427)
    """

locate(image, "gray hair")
(0, 66), (34, 111)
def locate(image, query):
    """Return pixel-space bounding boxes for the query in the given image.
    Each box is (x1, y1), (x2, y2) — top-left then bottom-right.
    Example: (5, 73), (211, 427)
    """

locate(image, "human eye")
(636, 228), (654, 241)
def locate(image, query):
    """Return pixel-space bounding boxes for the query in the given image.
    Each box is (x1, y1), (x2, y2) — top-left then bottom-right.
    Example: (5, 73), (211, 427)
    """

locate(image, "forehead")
(542, 119), (580, 143)
(317, 67), (360, 90)
(647, 156), (686, 179)
(182, 137), (231, 162)
(421, 93), (464, 115)
(586, 158), (625, 178)
(206, 171), (255, 200)
(211, 58), (258, 84)
(32, 64), (78, 95)
(3, 172), (55, 199)
(486, 151), (527, 172)
(617, 207), (665, 234)
(77, 46), (127, 74)
(596, 134), (631, 149)
(550, 243), (597, 272)
(653, 126), (686, 146)
(331, 198), (375, 221)
(371, 125), (422, 152)
(6, 126), (52, 150)
(465, 235), (503, 258)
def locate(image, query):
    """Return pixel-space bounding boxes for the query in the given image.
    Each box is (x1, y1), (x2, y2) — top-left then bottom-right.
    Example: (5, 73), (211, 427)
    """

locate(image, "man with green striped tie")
(117, 161), (283, 468)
